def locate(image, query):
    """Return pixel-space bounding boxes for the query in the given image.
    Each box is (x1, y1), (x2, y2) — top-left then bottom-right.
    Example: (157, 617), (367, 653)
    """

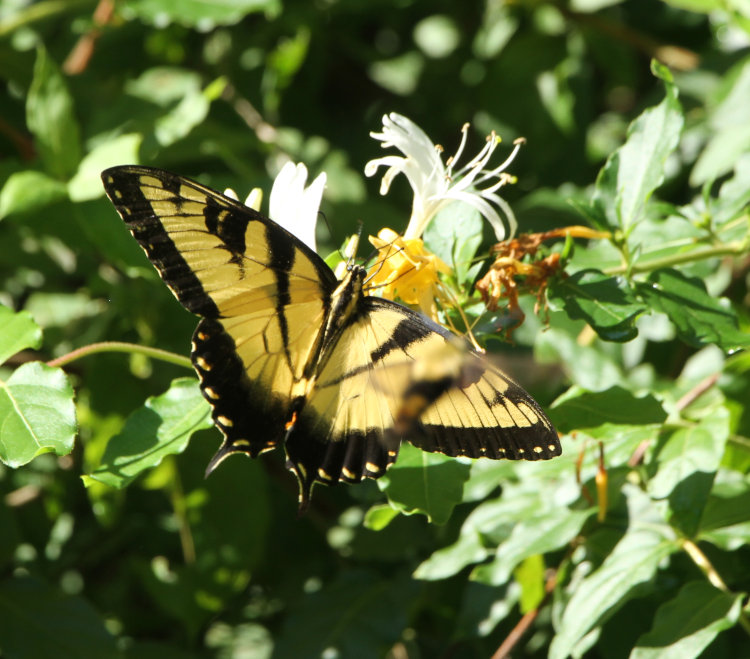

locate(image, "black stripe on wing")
(194, 318), (291, 471)
(284, 423), (400, 511)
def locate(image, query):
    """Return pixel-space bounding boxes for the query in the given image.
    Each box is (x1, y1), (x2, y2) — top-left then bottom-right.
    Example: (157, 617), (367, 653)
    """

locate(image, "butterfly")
(101, 166), (561, 510)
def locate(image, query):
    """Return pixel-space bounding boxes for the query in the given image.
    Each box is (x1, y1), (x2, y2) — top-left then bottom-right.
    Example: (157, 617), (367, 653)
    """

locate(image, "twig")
(492, 571), (558, 659)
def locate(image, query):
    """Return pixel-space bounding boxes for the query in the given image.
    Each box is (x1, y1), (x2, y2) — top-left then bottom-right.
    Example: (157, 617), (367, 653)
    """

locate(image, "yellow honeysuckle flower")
(367, 228), (451, 321)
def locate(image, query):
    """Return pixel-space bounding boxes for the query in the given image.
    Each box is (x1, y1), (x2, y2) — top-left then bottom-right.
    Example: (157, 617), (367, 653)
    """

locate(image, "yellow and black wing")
(102, 165), (560, 511)
(285, 296), (560, 507)
(101, 165), (338, 464)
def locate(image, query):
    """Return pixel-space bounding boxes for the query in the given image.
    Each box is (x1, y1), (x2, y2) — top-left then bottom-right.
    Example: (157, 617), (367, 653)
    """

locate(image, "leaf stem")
(47, 342), (192, 370)
(167, 458), (196, 565)
(682, 539), (750, 636)
(0, 0), (94, 37)
(603, 242), (745, 276)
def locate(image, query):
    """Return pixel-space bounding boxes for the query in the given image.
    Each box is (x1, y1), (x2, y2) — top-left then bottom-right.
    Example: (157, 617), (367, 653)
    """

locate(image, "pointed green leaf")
(0, 304), (42, 365)
(548, 270), (644, 342)
(0, 170), (68, 219)
(636, 268), (750, 351)
(68, 133), (142, 202)
(592, 60), (683, 229)
(550, 385), (667, 434)
(380, 443), (470, 524)
(26, 48), (81, 179)
(363, 504), (400, 531)
(698, 479), (750, 549)
(514, 553), (546, 613)
(632, 581), (742, 659)
(472, 508), (593, 586)
(0, 362), (76, 467)
(649, 406), (729, 537)
(414, 530), (488, 580)
(691, 57), (750, 185)
(85, 378), (211, 489)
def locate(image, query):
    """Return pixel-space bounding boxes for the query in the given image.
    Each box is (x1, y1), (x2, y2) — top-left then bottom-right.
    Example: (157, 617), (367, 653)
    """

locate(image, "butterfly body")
(102, 166), (560, 509)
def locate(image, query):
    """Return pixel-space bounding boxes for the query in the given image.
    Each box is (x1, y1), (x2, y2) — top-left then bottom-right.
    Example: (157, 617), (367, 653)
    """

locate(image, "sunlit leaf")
(550, 385), (667, 434)
(548, 270), (644, 342)
(0, 304), (42, 365)
(636, 268), (750, 351)
(380, 443), (470, 524)
(632, 581), (742, 659)
(85, 378), (211, 488)
(0, 170), (68, 219)
(26, 47), (81, 178)
(592, 60), (683, 229)
(0, 362), (76, 467)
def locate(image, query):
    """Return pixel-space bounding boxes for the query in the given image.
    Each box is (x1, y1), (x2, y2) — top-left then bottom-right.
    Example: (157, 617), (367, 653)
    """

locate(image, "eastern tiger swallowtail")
(101, 166), (561, 510)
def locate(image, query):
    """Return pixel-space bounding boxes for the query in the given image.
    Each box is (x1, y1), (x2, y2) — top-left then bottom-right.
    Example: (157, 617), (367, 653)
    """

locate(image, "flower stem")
(682, 538), (750, 636)
(47, 342), (192, 370)
(603, 242), (745, 276)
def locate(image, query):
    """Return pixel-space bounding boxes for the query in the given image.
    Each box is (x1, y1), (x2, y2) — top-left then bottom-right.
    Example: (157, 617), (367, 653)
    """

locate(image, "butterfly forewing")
(102, 166), (336, 462)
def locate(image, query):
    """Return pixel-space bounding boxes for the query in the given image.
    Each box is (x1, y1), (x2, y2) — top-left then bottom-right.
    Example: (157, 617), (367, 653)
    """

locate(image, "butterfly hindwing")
(285, 297), (560, 506)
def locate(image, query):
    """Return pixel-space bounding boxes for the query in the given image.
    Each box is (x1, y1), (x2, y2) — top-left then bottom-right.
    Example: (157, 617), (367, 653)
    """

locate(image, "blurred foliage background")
(1, 0), (750, 657)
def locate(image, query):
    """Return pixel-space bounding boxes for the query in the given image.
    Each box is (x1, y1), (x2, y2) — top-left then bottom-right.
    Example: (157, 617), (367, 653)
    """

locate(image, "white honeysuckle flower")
(269, 162), (326, 251)
(222, 163), (326, 252)
(364, 112), (522, 241)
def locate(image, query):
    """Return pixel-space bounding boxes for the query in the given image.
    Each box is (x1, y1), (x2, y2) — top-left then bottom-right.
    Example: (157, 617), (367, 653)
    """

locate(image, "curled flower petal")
(269, 162), (326, 251)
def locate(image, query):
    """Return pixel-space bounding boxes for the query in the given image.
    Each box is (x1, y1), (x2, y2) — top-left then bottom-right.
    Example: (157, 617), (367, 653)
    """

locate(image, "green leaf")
(548, 270), (644, 342)
(514, 553), (546, 613)
(471, 508), (593, 586)
(698, 478), (750, 549)
(0, 362), (76, 467)
(550, 385), (667, 434)
(636, 268), (750, 351)
(591, 60), (683, 229)
(85, 378), (211, 488)
(691, 57), (750, 185)
(549, 487), (678, 659)
(67, 133), (142, 202)
(124, 68), (218, 151)
(0, 576), (118, 658)
(632, 581), (742, 659)
(26, 47), (81, 179)
(120, 0), (281, 27)
(424, 201), (483, 286)
(380, 443), (470, 524)
(0, 304), (42, 365)
(413, 530), (488, 580)
(0, 170), (68, 219)
(649, 407), (729, 537)
(363, 504), (400, 531)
